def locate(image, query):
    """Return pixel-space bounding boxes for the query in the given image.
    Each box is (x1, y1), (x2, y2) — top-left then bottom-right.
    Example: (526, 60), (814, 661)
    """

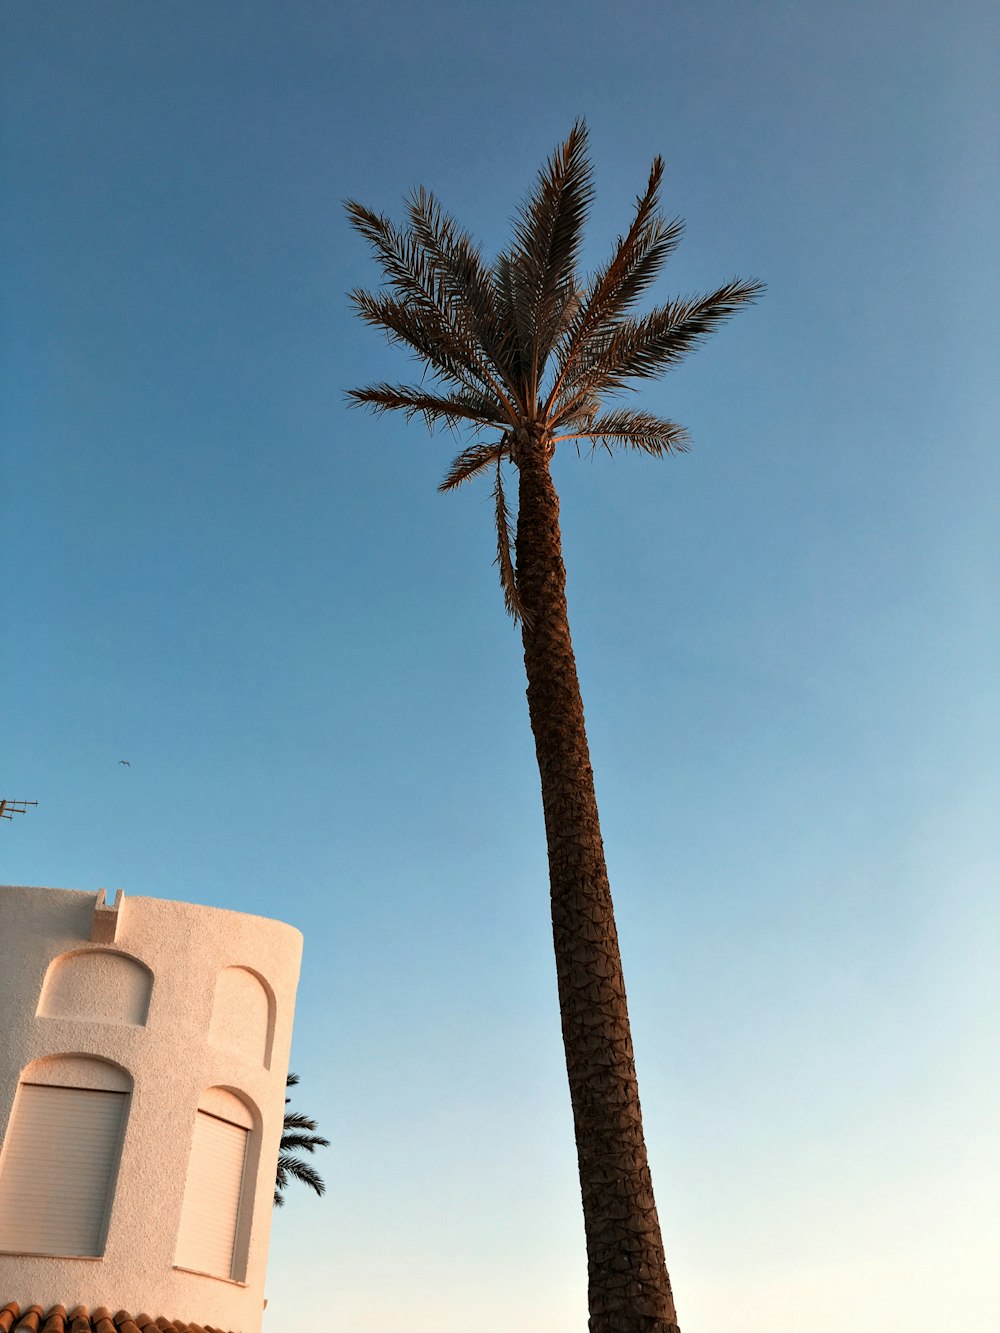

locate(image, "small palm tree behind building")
(274, 1072), (329, 1207)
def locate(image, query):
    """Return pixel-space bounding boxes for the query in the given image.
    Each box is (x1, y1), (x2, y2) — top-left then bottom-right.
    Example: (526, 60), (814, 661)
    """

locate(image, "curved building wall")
(0, 885), (303, 1333)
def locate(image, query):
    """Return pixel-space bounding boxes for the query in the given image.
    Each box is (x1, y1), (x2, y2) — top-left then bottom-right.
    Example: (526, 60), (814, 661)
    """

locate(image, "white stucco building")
(0, 885), (303, 1333)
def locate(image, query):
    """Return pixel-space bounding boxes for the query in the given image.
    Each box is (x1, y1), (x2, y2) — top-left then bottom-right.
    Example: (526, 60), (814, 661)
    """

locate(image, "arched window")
(174, 1087), (259, 1282)
(37, 949), (153, 1026)
(208, 967), (274, 1068)
(0, 1055), (131, 1257)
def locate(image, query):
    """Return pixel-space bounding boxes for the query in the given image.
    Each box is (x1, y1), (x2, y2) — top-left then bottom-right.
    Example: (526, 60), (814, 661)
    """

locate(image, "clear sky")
(2, 3), (998, 1330)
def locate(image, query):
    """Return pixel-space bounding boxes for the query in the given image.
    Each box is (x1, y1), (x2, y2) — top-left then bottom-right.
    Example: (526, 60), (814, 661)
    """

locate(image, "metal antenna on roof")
(0, 798), (38, 822)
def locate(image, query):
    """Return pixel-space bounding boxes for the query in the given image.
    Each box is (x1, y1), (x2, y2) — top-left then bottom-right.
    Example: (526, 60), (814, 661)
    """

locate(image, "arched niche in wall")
(174, 1086), (261, 1284)
(37, 948), (153, 1026)
(208, 966), (275, 1068)
(0, 1053), (132, 1258)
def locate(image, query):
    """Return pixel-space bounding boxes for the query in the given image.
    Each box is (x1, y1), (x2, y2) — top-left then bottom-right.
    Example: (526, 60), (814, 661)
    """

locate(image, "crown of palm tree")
(346, 120), (763, 622)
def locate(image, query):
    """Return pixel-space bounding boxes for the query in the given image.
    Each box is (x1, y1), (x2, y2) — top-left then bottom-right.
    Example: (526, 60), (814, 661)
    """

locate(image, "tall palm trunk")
(515, 434), (681, 1333)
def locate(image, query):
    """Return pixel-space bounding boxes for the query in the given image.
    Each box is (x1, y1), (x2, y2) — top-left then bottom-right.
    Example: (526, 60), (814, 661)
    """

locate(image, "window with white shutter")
(174, 1108), (250, 1280)
(0, 1083), (127, 1256)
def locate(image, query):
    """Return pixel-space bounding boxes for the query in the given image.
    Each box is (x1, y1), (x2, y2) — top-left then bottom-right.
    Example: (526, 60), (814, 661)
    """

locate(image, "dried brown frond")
(492, 458), (528, 625)
(439, 439), (508, 490)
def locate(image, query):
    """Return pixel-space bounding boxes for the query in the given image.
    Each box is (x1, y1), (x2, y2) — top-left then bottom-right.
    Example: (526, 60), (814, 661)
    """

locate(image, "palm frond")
(590, 158), (683, 315)
(349, 288), (499, 400)
(558, 277), (765, 413)
(493, 458), (527, 626)
(506, 120), (594, 394)
(347, 382), (505, 433)
(275, 1072), (329, 1209)
(405, 188), (518, 397)
(345, 201), (441, 307)
(347, 201), (520, 419)
(492, 249), (536, 398)
(347, 204), (483, 373)
(281, 1109), (320, 1132)
(274, 1164), (288, 1206)
(277, 1156), (326, 1197)
(438, 438), (508, 491)
(546, 157), (684, 411)
(279, 1131), (330, 1154)
(556, 408), (691, 457)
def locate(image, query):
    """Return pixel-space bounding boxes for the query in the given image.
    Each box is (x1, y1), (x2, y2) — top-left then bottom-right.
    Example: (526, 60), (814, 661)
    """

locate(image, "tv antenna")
(0, 798), (38, 822)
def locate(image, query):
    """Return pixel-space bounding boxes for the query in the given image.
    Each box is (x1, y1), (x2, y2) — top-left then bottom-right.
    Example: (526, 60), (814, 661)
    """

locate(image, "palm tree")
(274, 1072), (329, 1207)
(346, 121), (762, 1333)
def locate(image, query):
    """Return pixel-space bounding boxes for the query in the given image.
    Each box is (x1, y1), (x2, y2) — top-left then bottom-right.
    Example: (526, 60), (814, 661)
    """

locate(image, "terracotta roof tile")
(0, 1307), (237, 1333)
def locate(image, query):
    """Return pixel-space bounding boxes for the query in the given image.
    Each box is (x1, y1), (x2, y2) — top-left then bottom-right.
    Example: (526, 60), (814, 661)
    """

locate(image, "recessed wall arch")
(16, 1052), (133, 1092)
(208, 966), (275, 1068)
(0, 1053), (132, 1257)
(37, 947), (153, 1026)
(175, 1085), (262, 1283)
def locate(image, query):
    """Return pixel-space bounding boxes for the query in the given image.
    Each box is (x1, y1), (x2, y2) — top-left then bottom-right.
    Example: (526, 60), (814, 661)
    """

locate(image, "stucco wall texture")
(0, 885), (303, 1333)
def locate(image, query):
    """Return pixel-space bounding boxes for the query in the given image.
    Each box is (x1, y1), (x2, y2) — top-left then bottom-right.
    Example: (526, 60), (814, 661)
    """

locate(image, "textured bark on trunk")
(514, 435), (681, 1333)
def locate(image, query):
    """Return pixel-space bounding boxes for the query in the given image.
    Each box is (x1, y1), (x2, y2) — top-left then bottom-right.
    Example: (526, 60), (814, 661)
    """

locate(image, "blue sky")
(2, 3), (998, 1329)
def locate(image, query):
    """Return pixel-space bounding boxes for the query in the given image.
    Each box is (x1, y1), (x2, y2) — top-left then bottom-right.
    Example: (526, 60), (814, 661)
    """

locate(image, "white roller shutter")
(0, 1084), (127, 1256)
(174, 1110), (248, 1279)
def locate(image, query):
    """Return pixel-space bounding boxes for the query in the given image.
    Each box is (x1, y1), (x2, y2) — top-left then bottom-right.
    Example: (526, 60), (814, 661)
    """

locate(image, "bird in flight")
(119, 760), (131, 767)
